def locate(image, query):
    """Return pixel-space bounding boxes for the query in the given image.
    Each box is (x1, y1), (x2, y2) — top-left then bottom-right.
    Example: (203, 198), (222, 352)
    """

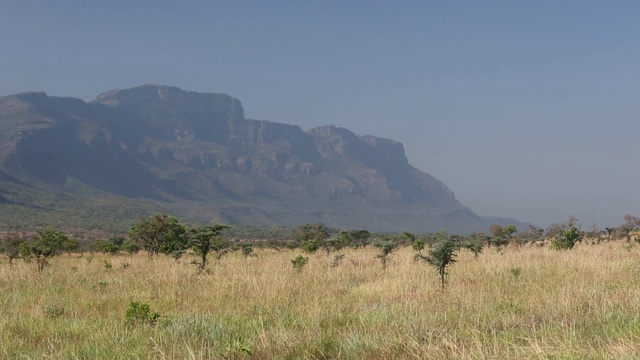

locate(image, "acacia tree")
(61, 237), (79, 256)
(0, 237), (30, 267)
(129, 214), (187, 258)
(374, 236), (398, 270)
(488, 224), (517, 247)
(31, 228), (69, 272)
(347, 230), (371, 248)
(463, 232), (488, 258)
(322, 230), (350, 255)
(189, 225), (229, 270)
(616, 214), (640, 241)
(426, 231), (458, 289)
(294, 223), (330, 254)
(551, 215), (583, 250)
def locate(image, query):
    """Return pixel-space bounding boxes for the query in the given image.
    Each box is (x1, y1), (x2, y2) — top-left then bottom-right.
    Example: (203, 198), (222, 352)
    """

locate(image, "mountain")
(0, 85), (523, 234)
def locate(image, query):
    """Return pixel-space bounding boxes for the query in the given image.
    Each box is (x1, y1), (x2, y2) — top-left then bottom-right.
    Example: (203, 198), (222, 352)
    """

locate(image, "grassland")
(2, 241), (640, 359)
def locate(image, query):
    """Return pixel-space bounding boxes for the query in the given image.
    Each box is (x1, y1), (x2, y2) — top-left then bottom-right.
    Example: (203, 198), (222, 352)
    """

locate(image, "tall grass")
(2, 242), (640, 359)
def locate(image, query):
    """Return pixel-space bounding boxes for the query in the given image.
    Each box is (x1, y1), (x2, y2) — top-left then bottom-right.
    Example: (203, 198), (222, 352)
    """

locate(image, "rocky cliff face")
(0, 85), (522, 233)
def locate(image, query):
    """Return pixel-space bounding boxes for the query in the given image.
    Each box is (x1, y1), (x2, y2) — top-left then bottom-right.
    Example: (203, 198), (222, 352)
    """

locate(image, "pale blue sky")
(1, 1), (639, 228)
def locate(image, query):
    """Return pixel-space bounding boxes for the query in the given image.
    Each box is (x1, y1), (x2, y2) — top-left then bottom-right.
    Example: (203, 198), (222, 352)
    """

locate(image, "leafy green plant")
(291, 255), (309, 271)
(301, 239), (320, 254)
(240, 243), (255, 257)
(551, 216), (583, 250)
(488, 224), (517, 247)
(95, 236), (141, 255)
(510, 267), (522, 281)
(295, 223), (329, 254)
(400, 232), (417, 246)
(102, 260), (112, 270)
(412, 238), (425, 253)
(61, 237), (79, 255)
(322, 231), (349, 255)
(0, 237), (31, 267)
(189, 224), (229, 270)
(129, 214), (188, 258)
(412, 237), (426, 262)
(374, 238), (398, 270)
(31, 228), (69, 272)
(347, 230), (371, 248)
(426, 231), (458, 289)
(463, 233), (487, 258)
(125, 301), (160, 326)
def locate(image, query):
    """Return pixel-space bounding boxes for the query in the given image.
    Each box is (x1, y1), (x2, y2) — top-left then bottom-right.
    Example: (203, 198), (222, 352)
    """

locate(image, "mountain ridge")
(0, 85), (525, 234)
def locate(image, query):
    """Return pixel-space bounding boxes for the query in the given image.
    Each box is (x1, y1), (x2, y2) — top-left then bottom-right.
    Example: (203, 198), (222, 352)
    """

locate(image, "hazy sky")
(1, 1), (639, 228)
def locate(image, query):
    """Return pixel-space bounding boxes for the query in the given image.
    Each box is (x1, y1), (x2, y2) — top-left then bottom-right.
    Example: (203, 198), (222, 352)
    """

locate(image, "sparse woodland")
(1, 215), (640, 359)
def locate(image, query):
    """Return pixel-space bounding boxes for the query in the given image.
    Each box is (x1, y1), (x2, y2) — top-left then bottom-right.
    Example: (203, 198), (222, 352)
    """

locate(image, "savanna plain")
(2, 242), (640, 359)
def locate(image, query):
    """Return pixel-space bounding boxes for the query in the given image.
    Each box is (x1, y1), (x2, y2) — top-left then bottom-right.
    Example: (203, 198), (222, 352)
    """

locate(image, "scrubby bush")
(31, 228), (69, 272)
(125, 301), (160, 326)
(189, 225), (229, 270)
(426, 231), (458, 289)
(374, 237), (398, 270)
(291, 255), (309, 271)
(551, 216), (583, 250)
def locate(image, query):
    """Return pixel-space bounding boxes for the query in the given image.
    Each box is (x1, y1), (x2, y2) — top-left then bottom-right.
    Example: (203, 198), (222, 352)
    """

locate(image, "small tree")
(502, 224), (518, 238)
(61, 237), (79, 256)
(399, 231), (416, 246)
(412, 237), (426, 261)
(189, 225), (229, 270)
(295, 223), (329, 254)
(239, 243), (255, 258)
(488, 224), (517, 247)
(291, 255), (309, 271)
(426, 231), (458, 289)
(551, 215), (583, 250)
(121, 240), (141, 255)
(0, 237), (30, 266)
(125, 301), (160, 327)
(348, 230), (371, 248)
(616, 214), (640, 241)
(31, 228), (69, 272)
(463, 232), (487, 258)
(374, 237), (398, 270)
(96, 236), (140, 255)
(129, 214), (187, 258)
(322, 230), (350, 255)
(95, 239), (120, 255)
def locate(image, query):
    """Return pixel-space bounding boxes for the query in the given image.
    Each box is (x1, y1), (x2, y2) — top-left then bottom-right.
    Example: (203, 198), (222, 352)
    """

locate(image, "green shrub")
(291, 255), (309, 271)
(102, 260), (112, 270)
(510, 267), (522, 281)
(466, 240), (484, 257)
(426, 231), (458, 289)
(551, 217), (583, 250)
(125, 301), (160, 326)
(374, 238), (398, 270)
(240, 243), (255, 257)
(412, 238), (425, 253)
(301, 240), (319, 254)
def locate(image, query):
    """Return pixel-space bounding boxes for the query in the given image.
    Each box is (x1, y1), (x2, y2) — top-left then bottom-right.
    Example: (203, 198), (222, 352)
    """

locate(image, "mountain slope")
(0, 85), (523, 234)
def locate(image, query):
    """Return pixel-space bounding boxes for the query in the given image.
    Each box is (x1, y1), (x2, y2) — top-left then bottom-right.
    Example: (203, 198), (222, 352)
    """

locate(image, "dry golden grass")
(2, 241), (640, 359)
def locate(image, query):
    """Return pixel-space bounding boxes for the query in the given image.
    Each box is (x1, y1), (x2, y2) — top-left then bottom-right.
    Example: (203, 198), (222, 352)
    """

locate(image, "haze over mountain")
(0, 85), (523, 233)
